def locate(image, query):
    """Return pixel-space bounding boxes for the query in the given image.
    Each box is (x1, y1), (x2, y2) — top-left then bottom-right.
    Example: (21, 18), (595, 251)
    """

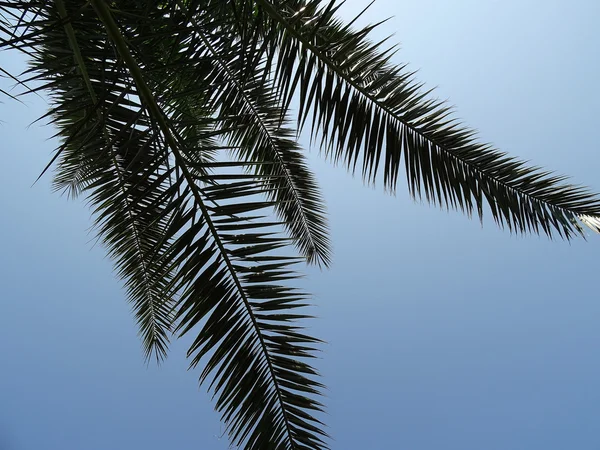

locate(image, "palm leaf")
(252, 0), (600, 238)
(0, 1), (328, 448)
(6, 0), (180, 361)
(152, 1), (332, 266)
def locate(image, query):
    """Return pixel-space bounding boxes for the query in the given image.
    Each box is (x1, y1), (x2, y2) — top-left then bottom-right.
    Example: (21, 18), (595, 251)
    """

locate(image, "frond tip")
(580, 215), (600, 234)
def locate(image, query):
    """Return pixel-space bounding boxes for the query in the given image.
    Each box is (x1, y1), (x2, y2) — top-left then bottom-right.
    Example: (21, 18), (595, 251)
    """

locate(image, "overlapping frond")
(198, 37), (331, 266)
(1, 0), (179, 361)
(90, 3), (328, 445)
(96, 0), (330, 267)
(251, 0), (600, 238)
(0, 1), (327, 447)
(161, 1), (331, 266)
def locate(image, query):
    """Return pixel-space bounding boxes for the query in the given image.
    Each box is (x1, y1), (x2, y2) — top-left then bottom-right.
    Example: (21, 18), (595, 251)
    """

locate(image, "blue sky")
(2, 1), (600, 449)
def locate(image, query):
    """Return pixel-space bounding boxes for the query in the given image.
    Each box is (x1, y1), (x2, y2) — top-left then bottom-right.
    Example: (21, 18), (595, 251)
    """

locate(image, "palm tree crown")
(1, 1), (599, 449)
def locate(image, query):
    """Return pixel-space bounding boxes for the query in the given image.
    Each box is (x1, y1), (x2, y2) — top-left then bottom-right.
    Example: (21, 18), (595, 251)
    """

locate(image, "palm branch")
(1, 1), (599, 449)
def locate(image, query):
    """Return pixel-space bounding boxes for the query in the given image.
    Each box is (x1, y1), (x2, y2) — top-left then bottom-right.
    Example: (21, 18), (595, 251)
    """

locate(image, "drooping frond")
(171, 172), (328, 449)
(251, 0), (600, 238)
(2, 0), (179, 361)
(169, 4), (331, 266)
(0, 1), (328, 447)
(89, 3), (328, 445)
(105, 0), (331, 267)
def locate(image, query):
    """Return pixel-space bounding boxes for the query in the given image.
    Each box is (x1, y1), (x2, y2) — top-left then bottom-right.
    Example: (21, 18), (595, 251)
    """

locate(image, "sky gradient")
(2, 1), (600, 449)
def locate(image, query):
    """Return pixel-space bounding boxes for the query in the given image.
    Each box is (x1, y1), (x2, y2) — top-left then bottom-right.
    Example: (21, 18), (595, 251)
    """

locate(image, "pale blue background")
(2, 1), (600, 449)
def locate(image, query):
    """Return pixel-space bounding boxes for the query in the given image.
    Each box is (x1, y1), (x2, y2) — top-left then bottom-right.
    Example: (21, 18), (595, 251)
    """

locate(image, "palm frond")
(3, 0), (179, 361)
(89, 2), (327, 445)
(0, 1), (328, 447)
(253, 0), (600, 238)
(151, 1), (331, 266)
(171, 173), (328, 449)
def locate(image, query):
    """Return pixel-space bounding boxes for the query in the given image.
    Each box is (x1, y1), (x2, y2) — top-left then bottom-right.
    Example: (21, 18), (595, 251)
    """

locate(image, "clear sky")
(2, 1), (600, 449)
